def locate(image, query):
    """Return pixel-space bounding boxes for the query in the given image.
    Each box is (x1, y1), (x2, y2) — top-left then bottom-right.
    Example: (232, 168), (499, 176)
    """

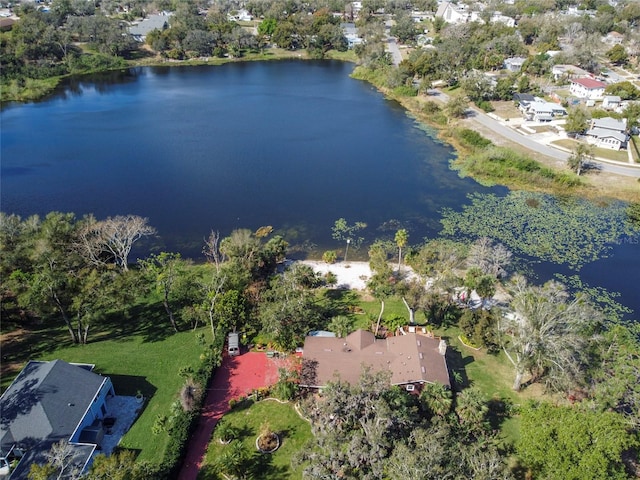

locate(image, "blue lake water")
(1, 60), (638, 316)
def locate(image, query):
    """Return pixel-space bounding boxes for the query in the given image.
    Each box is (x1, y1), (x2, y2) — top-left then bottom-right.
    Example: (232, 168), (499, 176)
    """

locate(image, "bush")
(475, 100), (494, 112)
(322, 250), (337, 264)
(422, 101), (441, 114)
(392, 85), (418, 97)
(457, 129), (493, 149)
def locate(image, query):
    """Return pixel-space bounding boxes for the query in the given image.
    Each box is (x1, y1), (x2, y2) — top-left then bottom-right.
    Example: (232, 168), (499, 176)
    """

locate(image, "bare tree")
(76, 215), (156, 271)
(467, 237), (512, 278)
(203, 229), (222, 271)
(28, 440), (83, 480)
(499, 276), (600, 391)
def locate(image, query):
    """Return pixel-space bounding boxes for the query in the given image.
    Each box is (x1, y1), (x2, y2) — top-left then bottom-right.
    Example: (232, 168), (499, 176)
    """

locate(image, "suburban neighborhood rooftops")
(301, 329), (450, 388)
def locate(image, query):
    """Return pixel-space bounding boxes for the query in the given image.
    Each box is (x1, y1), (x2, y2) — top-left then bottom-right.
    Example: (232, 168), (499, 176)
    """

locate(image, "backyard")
(198, 400), (312, 479)
(0, 301), (213, 464)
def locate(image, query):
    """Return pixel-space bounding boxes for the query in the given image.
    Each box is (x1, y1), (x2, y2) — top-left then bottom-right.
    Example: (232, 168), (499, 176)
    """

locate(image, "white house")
(490, 12), (516, 27)
(435, 1), (470, 24)
(602, 95), (622, 110)
(503, 56), (526, 72)
(569, 77), (607, 100)
(585, 117), (628, 150)
(522, 100), (567, 121)
(552, 64), (591, 81)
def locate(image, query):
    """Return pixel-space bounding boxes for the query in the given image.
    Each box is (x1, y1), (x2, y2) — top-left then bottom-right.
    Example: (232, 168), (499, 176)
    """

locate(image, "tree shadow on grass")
(319, 289), (362, 318)
(96, 301), (177, 344)
(246, 450), (289, 480)
(486, 397), (513, 431)
(196, 464), (223, 480)
(444, 344), (473, 391)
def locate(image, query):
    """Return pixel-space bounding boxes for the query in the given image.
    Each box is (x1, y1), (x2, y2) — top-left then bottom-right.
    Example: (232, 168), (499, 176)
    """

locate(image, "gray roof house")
(585, 117), (628, 150)
(0, 360), (115, 479)
(300, 329), (450, 390)
(129, 12), (172, 42)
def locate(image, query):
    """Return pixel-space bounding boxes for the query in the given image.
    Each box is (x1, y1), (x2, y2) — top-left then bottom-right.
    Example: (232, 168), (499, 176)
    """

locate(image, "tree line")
(2, 209), (639, 478)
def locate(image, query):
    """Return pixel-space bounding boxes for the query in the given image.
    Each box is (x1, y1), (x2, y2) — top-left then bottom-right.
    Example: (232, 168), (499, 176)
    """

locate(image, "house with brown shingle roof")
(300, 329), (450, 390)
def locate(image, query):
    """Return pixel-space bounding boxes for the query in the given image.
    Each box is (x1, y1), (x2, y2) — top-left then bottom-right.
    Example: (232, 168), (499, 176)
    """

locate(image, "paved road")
(430, 90), (640, 178)
(384, 20), (403, 66)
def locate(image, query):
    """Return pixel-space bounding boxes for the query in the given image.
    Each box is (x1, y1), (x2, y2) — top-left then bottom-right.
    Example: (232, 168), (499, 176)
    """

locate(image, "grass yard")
(50, 328), (210, 462)
(0, 299), (215, 464)
(198, 400), (312, 480)
(490, 101), (522, 119)
(551, 138), (631, 162)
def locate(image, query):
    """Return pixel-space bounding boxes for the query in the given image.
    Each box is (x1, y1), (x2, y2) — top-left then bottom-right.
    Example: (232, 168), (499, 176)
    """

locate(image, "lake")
(1, 60), (638, 317)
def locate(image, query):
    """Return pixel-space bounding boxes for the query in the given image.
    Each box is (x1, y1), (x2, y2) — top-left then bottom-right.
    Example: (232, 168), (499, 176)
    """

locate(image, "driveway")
(177, 351), (280, 480)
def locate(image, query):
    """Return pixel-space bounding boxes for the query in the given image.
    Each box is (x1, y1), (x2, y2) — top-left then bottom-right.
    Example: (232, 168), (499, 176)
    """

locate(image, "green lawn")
(551, 139), (630, 162)
(2, 300), (214, 464)
(198, 400), (312, 480)
(50, 327), (210, 462)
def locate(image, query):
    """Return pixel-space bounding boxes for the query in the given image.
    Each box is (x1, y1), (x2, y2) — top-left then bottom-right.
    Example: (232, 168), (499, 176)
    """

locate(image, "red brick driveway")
(177, 351), (279, 480)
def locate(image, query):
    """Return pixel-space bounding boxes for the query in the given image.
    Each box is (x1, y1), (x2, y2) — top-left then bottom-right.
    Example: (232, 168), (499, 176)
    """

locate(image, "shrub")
(457, 128), (493, 149)
(393, 85), (418, 97)
(322, 250), (337, 264)
(475, 100), (494, 112)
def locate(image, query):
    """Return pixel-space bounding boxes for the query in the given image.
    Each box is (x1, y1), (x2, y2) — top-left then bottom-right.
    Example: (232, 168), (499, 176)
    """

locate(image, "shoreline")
(4, 52), (638, 202)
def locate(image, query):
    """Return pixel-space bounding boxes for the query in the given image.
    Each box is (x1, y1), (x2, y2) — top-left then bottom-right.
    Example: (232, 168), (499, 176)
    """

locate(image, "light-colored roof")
(301, 329), (450, 388)
(603, 95), (621, 102)
(592, 116), (627, 132)
(586, 128), (627, 142)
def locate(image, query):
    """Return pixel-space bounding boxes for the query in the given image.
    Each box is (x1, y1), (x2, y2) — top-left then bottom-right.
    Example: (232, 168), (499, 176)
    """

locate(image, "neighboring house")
(602, 95), (622, 110)
(435, 1), (470, 24)
(585, 117), (628, 150)
(513, 93), (536, 106)
(300, 329), (450, 390)
(0, 360), (116, 479)
(489, 12), (516, 27)
(228, 9), (252, 22)
(569, 77), (607, 100)
(342, 23), (363, 49)
(129, 12), (172, 42)
(503, 56), (526, 72)
(552, 64), (591, 81)
(516, 96), (566, 120)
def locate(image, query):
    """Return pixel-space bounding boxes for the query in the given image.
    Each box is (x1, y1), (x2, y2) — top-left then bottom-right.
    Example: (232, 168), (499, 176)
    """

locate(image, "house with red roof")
(569, 77), (607, 100)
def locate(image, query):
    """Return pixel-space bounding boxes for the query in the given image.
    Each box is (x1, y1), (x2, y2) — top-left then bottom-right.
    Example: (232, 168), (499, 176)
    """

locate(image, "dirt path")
(177, 351), (280, 480)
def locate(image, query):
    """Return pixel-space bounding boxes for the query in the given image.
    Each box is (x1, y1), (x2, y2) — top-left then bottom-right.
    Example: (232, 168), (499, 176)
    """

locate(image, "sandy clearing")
(299, 260), (373, 290)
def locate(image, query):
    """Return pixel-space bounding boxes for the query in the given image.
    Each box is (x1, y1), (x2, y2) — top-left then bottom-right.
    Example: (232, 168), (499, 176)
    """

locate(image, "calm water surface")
(1, 61), (638, 316)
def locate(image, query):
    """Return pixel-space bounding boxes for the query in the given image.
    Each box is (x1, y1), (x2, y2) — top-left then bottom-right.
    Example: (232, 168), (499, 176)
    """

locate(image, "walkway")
(177, 351), (280, 480)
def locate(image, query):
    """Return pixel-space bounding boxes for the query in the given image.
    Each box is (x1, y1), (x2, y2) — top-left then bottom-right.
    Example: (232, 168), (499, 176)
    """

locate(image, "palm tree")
(420, 382), (453, 417)
(395, 228), (409, 272)
(215, 440), (248, 479)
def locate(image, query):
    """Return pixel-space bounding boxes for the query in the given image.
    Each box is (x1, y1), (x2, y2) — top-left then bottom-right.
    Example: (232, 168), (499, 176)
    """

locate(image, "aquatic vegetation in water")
(440, 192), (640, 270)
